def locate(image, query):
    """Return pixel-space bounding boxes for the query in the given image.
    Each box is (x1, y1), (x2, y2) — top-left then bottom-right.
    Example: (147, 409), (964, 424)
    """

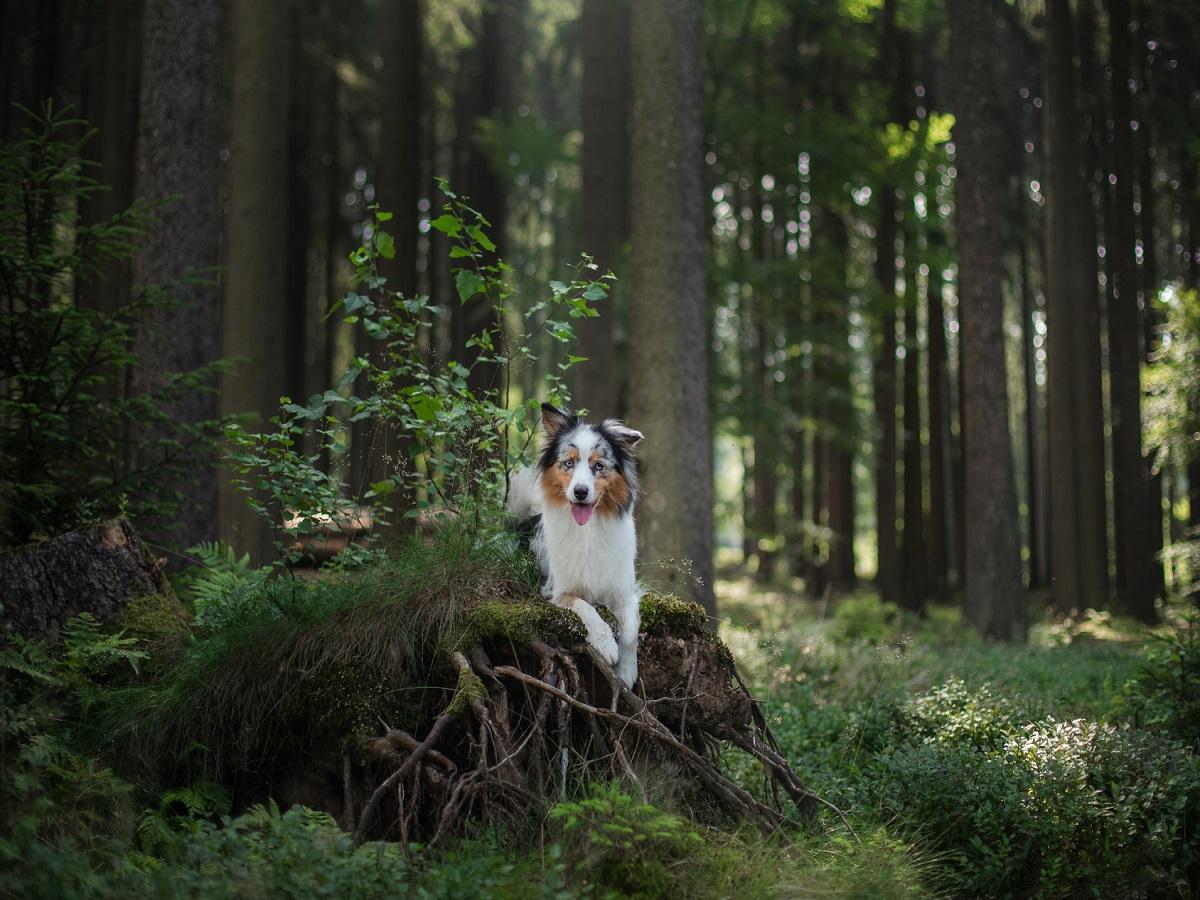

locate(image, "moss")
(639, 593), (709, 636)
(118, 591), (190, 640)
(640, 593), (735, 666)
(445, 665), (488, 715)
(307, 664), (410, 742)
(448, 599), (586, 650)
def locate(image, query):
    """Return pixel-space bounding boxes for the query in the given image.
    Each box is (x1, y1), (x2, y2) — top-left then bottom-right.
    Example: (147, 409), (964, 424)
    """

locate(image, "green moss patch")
(118, 591), (190, 640)
(640, 593), (709, 636)
(449, 599), (586, 651)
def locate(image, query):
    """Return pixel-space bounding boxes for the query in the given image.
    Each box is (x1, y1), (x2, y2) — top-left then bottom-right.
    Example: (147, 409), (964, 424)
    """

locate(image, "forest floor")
(5, 546), (1197, 898)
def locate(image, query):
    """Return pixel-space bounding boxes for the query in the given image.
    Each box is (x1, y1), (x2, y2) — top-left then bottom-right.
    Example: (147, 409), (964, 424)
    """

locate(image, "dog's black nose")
(573, 485), (589, 501)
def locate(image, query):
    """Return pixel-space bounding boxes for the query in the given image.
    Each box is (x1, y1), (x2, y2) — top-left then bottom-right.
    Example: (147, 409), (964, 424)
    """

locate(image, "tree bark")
(1105, 0), (1158, 621)
(926, 235), (951, 598)
(1043, 0), (1111, 613)
(575, 0), (630, 419)
(220, 0), (293, 563)
(132, 0), (221, 554)
(0, 519), (183, 642)
(872, 0), (901, 604)
(629, 0), (714, 615)
(81, 0), (142, 317)
(901, 233), (927, 612)
(946, 0), (1026, 641)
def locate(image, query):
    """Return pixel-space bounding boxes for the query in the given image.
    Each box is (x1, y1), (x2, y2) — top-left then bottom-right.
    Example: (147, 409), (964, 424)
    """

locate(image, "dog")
(506, 403), (644, 687)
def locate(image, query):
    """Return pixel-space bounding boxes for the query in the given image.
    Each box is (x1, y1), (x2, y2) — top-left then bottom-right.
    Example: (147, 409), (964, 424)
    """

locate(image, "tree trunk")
(629, 0), (714, 616)
(132, 0), (221, 555)
(0, 519), (184, 641)
(1043, 0), (1111, 613)
(816, 209), (856, 590)
(946, 0), (1026, 641)
(926, 235), (951, 598)
(81, 0), (141, 317)
(873, 0), (901, 604)
(220, 0), (293, 563)
(900, 233), (927, 612)
(1105, 0), (1157, 621)
(575, 0), (630, 419)
(1017, 190), (1048, 590)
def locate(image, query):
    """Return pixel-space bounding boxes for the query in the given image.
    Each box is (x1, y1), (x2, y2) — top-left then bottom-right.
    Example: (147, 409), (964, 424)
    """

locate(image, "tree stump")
(0, 518), (184, 641)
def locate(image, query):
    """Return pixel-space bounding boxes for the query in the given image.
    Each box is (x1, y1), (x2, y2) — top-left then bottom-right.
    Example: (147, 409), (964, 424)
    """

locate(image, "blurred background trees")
(3, 0), (1199, 632)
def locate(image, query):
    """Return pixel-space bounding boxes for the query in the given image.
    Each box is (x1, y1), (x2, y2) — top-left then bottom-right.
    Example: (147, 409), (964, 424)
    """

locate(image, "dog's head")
(537, 403), (643, 526)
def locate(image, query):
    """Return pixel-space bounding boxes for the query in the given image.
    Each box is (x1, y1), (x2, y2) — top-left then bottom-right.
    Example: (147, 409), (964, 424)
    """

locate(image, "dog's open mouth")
(571, 502), (594, 526)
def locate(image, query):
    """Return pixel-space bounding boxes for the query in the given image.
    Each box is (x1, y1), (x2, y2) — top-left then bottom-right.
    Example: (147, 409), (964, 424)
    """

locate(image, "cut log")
(0, 518), (183, 641)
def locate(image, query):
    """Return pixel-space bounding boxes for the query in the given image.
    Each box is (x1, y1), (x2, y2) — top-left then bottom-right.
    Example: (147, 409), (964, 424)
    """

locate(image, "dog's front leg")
(611, 592), (640, 688)
(551, 593), (619, 667)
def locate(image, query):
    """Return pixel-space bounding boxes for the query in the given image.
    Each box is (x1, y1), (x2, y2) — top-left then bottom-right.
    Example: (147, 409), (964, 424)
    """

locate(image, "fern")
(182, 541), (271, 629)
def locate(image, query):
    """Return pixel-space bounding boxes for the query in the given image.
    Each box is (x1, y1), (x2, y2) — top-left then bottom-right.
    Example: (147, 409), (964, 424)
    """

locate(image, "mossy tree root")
(353, 624), (829, 846)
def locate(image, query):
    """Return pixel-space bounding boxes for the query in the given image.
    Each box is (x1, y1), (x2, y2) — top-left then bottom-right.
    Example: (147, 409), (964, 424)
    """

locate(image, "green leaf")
(549, 280), (568, 296)
(467, 224), (496, 252)
(375, 230), (396, 260)
(429, 214), (462, 237)
(455, 269), (485, 303)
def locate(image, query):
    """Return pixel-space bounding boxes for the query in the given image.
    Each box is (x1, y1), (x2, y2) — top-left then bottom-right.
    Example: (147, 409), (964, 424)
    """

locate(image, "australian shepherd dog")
(506, 404), (644, 686)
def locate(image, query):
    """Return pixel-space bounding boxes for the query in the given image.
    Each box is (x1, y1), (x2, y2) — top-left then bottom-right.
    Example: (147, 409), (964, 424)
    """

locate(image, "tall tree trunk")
(873, 0), (901, 604)
(451, 0), (519, 401)
(575, 0), (630, 418)
(1017, 186), (1048, 590)
(629, 0), (714, 616)
(901, 235), (927, 612)
(220, 0), (293, 562)
(1105, 0), (1157, 621)
(131, 0), (221, 555)
(817, 208), (856, 590)
(285, 18), (312, 407)
(946, 0), (1026, 641)
(926, 235), (951, 598)
(1186, 158), (1200, 528)
(1043, 0), (1110, 613)
(362, 0), (423, 523)
(81, 0), (142, 317)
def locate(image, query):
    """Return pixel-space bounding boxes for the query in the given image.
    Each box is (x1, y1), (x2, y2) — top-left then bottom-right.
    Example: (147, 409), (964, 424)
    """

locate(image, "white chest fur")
(539, 503), (638, 612)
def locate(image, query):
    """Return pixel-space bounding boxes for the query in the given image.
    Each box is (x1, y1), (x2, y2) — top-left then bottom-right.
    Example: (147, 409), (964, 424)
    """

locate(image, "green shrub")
(829, 594), (902, 644)
(0, 104), (227, 548)
(843, 680), (1200, 897)
(1121, 615), (1200, 748)
(548, 782), (703, 897)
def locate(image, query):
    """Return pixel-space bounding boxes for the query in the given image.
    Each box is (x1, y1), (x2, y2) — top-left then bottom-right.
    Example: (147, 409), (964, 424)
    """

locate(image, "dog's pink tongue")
(571, 503), (594, 526)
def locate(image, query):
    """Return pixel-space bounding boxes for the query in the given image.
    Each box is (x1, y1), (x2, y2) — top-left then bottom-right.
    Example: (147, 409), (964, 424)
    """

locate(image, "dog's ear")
(602, 419), (644, 451)
(541, 403), (572, 436)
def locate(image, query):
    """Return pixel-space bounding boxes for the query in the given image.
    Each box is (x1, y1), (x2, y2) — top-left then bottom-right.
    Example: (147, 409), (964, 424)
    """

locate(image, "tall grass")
(93, 522), (540, 782)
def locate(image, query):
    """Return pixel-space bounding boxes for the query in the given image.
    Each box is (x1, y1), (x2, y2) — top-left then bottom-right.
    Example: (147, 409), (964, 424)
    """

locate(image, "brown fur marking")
(595, 468), (631, 517)
(541, 449), (578, 508)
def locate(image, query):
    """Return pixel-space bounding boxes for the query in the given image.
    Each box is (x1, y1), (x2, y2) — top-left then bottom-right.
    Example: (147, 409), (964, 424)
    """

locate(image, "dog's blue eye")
(592, 463), (605, 475)
(563, 459), (575, 470)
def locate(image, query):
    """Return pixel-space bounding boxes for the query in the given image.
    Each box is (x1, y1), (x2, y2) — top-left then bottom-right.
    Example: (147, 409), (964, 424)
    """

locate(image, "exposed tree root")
(352, 618), (834, 846)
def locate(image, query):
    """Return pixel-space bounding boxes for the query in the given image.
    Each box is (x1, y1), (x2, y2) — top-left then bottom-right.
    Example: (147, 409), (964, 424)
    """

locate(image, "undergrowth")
(723, 586), (1200, 897)
(95, 521), (540, 783)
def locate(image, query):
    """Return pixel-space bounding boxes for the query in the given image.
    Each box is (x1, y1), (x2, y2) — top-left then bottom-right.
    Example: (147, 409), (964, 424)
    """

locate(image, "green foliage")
(0, 615), (145, 889)
(0, 104), (228, 548)
(547, 782), (703, 897)
(176, 540), (270, 629)
(99, 521), (541, 780)
(226, 180), (612, 563)
(829, 593), (902, 644)
(1121, 615), (1200, 748)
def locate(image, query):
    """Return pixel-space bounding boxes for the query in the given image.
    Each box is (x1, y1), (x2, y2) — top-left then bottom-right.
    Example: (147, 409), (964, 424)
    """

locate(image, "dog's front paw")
(613, 656), (638, 688)
(588, 629), (620, 667)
